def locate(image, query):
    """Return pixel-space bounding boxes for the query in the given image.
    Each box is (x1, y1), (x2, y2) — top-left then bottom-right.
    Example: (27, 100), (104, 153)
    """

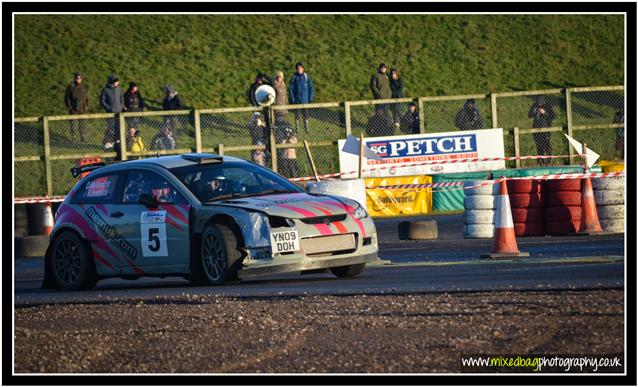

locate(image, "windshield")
(170, 160), (303, 203)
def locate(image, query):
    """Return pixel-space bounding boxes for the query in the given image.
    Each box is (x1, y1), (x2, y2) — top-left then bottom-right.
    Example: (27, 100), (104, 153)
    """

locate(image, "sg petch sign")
(338, 128), (506, 178)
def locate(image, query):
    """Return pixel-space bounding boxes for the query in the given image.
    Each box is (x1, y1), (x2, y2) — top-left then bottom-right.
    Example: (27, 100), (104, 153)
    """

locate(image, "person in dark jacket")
(389, 68), (405, 129)
(248, 72), (273, 107)
(100, 74), (126, 151)
(150, 122), (177, 151)
(366, 108), (393, 137)
(370, 63), (392, 117)
(65, 71), (90, 142)
(288, 62), (314, 133)
(528, 97), (556, 165)
(400, 102), (420, 135)
(454, 99), (484, 131)
(123, 82), (145, 131)
(162, 85), (183, 136)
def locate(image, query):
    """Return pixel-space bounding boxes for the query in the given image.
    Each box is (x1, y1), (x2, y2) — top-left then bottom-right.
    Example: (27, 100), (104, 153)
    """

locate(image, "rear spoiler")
(70, 162), (106, 178)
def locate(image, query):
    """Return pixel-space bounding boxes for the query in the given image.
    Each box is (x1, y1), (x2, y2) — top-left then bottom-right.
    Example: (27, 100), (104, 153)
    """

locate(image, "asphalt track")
(14, 214), (625, 306)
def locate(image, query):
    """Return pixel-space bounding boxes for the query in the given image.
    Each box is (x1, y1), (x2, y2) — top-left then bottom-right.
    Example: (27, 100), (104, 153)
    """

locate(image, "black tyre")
(194, 223), (243, 285)
(50, 231), (97, 291)
(329, 263), (366, 278)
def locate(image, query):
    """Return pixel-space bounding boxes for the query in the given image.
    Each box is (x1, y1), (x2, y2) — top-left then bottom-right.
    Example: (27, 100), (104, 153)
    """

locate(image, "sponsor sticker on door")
(270, 230), (300, 254)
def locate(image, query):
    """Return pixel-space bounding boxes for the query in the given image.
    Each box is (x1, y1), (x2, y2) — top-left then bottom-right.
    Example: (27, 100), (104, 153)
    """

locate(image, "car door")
(114, 168), (190, 269)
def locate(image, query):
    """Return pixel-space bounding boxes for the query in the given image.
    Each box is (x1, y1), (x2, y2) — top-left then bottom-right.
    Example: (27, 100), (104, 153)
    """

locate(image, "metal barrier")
(13, 85), (625, 197)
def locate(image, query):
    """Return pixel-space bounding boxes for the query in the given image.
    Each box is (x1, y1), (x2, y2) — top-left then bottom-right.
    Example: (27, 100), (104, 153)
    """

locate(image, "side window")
(122, 170), (185, 204)
(75, 174), (121, 204)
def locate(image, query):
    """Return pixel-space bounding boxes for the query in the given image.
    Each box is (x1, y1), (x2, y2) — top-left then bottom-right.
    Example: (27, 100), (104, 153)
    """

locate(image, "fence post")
(344, 101), (352, 136)
(194, 109), (202, 153)
(118, 113), (128, 161)
(513, 127), (521, 169)
(490, 93), (498, 129)
(42, 116), (53, 196)
(417, 97), (426, 134)
(267, 106), (278, 173)
(218, 143), (224, 156)
(565, 88), (575, 165)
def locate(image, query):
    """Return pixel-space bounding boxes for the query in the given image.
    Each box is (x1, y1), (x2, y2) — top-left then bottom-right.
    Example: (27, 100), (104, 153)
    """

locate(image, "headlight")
(352, 203), (368, 219)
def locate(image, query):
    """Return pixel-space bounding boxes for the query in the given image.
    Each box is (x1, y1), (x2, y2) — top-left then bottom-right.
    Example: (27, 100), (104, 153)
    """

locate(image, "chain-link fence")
(570, 87), (624, 162)
(494, 90), (569, 168)
(349, 98), (417, 138)
(13, 86), (625, 197)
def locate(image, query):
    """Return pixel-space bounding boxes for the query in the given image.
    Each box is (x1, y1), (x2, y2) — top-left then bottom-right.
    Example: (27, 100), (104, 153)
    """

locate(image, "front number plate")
(270, 230), (300, 254)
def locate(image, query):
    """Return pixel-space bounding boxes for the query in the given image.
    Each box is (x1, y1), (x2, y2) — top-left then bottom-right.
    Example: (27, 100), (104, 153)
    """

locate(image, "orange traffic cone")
(481, 178), (530, 260)
(571, 177), (608, 235)
(32, 202), (54, 235)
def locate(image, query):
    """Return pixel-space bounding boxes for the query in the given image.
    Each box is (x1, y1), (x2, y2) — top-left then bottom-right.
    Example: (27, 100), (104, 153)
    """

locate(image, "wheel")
(544, 206), (581, 222)
(594, 190), (624, 206)
(464, 195), (496, 210)
(513, 222), (545, 237)
(463, 224), (494, 239)
(592, 177), (624, 191)
(398, 220), (438, 240)
(330, 263), (366, 278)
(546, 179), (581, 192)
(597, 205), (624, 220)
(194, 223), (243, 285)
(511, 208), (544, 223)
(600, 218), (624, 233)
(463, 180), (498, 196)
(509, 193), (544, 209)
(464, 210), (495, 225)
(50, 231), (97, 291)
(507, 179), (544, 194)
(545, 220), (580, 236)
(546, 191), (581, 207)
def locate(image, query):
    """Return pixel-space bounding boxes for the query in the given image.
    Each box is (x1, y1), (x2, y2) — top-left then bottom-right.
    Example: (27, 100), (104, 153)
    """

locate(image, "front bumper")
(237, 251), (379, 279)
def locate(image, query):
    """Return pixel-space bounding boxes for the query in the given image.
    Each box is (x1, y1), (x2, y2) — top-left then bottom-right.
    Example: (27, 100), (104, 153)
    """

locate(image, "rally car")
(43, 153), (379, 290)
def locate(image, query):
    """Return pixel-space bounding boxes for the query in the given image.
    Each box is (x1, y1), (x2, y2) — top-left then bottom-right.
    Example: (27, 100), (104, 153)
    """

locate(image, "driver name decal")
(85, 207), (138, 260)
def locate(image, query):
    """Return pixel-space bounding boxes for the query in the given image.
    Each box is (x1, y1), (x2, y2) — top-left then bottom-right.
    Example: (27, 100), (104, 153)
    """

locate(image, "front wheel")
(193, 223), (242, 285)
(50, 231), (97, 291)
(329, 263), (366, 278)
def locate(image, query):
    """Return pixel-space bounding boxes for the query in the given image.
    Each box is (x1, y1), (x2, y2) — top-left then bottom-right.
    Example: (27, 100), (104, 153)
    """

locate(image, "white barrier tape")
(367, 171), (625, 191)
(288, 154), (580, 182)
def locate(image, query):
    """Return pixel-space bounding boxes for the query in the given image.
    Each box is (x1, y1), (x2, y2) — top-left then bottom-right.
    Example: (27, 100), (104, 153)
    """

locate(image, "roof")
(96, 153), (244, 173)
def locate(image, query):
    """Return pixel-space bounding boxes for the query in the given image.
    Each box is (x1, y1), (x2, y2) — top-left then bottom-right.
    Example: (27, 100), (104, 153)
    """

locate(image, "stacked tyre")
(462, 180), (497, 239)
(593, 177), (625, 233)
(544, 179), (582, 235)
(506, 179), (545, 236)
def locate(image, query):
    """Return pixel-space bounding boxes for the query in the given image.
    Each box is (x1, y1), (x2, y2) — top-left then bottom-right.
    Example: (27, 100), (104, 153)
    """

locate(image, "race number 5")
(141, 223), (168, 256)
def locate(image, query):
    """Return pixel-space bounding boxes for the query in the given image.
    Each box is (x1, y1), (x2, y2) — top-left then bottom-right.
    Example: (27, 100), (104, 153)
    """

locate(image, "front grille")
(300, 214), (347, 225)
(301, 233), (356, 257)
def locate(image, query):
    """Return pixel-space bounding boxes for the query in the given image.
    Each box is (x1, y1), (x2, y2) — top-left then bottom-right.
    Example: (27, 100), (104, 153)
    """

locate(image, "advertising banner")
(365, 175), (432, 217)
(338, 128), (506, 178)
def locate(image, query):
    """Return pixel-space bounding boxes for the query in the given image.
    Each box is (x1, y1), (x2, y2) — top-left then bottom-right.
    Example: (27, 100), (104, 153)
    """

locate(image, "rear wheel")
(193, 223), (242, 285)
(329, 263), (366, 278)
(51, 231), (97, 291)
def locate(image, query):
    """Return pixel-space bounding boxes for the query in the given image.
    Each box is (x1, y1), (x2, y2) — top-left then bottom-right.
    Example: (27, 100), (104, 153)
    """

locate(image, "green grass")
(14, 14), (623, 117)
(14, 14), (625, 196)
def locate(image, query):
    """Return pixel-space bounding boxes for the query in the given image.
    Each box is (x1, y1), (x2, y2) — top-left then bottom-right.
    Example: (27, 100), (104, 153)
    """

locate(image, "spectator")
(366, 108), (393, 137)
(370, 63), (392, 116)
(248, 112), (269, 166)
(162, 85), (183, 136)
(389, 68), (405, 129)
(248, 72), (273, 107)
(613, 105), (624, 159)
(289, 62), (314, 133)
(100, 74), (126, 151)
(123, 81), (145, 132)
(126, 127), (146, 158)
(527, 97), (556, 165)
(64, 71), (90, 142)
(149, 123), (176, 151)
(454, 99), (484, 131)
(400, 102), (420, 134)
(275, 123), (299, 178)
(273, 71), (289, 124)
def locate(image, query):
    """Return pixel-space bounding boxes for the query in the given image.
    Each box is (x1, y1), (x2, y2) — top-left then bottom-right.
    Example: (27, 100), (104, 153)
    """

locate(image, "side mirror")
(138, 193), (159, 208)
